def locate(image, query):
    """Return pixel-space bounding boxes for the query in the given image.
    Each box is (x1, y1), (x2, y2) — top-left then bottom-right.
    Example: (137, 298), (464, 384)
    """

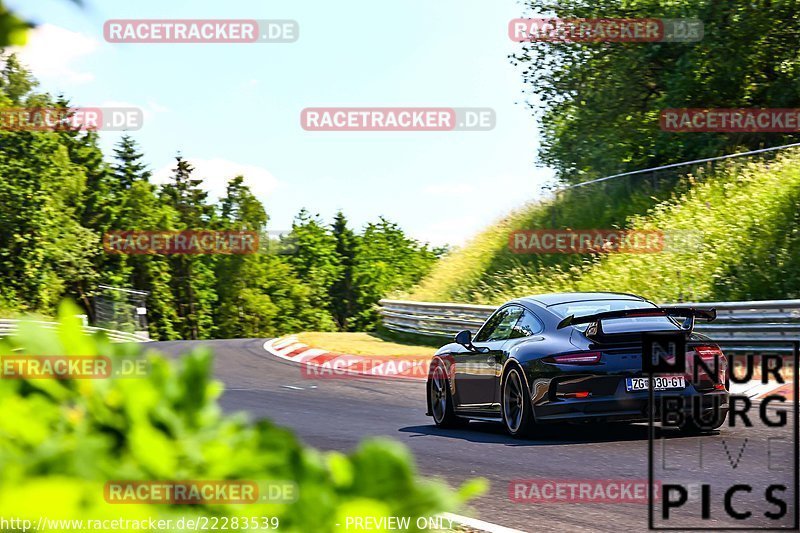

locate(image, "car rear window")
(548, 299), (677, 331)
(548, 299), (657, 318)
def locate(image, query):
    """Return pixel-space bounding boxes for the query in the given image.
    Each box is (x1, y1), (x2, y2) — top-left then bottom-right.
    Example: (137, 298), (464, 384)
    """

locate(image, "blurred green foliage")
(0, 1), (30, 47)
(0, 302), (485, 531)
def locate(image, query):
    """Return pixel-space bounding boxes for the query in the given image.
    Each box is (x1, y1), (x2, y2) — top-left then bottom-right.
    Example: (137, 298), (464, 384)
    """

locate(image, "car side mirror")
(455, 330), (488, 352)
(455, 330), (473, 348)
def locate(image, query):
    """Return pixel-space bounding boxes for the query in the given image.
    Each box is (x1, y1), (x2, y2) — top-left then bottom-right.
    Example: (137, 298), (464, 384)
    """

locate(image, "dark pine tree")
(329, 211), (359, 330)
(113, 134), (152, 189)
(160, 155), (217, 339)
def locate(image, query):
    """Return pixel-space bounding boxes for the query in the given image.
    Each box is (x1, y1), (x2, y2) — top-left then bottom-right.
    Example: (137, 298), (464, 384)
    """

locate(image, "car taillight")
(546, 352), (602, 365)
(688, 345), (727, 390)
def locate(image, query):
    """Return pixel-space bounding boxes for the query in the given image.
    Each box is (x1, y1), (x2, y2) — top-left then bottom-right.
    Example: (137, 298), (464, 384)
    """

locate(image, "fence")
(0, 319), (151, 343)
(379, 298), (800, 352)
(94, 284), (149, 337)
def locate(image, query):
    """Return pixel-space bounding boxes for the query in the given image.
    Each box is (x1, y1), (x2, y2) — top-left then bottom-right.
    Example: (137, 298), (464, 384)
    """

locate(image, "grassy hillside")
(409, 149), (800, 304)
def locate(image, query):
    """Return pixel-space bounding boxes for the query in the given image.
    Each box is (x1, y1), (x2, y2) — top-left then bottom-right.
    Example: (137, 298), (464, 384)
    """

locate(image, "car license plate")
(625, 376), (685, 391)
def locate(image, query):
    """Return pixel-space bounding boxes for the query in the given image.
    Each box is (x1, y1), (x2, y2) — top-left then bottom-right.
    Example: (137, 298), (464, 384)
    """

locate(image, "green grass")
(295, 331), (437, 358)
(408, 149), (800, 304)
(373, 326), (449, 348)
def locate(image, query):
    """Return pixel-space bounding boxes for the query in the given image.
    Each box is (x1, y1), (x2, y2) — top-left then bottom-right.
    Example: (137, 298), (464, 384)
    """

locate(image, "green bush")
(0, 302), (485, 532)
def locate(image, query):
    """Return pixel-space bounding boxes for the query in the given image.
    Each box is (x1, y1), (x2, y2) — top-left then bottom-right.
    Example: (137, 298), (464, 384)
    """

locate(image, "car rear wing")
(556, 307), (717, 336)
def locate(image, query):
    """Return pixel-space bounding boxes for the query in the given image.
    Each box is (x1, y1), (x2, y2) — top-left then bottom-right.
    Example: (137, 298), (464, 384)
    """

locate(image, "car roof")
(512, 292), (649, 307)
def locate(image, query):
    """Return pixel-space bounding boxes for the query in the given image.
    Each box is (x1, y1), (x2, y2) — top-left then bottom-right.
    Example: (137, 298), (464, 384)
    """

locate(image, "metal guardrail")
(379, 299), (800, 352)
(0, 319), (151, 343)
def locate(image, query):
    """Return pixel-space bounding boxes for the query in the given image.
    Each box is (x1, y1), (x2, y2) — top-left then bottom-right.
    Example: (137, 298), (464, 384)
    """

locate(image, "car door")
(495, 308), (546, 405)
(454, 305), (524, 411)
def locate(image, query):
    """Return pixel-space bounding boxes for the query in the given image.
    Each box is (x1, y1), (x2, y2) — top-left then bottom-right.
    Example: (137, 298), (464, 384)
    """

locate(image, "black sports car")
(426, 292), (729, 437)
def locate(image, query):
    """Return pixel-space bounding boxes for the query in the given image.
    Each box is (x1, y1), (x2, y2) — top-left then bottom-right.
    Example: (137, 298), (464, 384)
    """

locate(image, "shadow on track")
(399, 421), (716, 446)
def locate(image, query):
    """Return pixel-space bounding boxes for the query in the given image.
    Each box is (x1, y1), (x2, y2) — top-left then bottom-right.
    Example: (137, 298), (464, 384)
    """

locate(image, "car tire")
(428, 362), (466, 428)
(501, 365), (536, 438)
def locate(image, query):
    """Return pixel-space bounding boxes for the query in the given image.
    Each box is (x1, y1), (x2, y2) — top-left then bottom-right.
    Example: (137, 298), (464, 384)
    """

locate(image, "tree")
(218, 175), (266, 230)
(512, 0), (800, 183)
(0, 120), (99, 314)
(0, 53), (35, 103)
(160, 156), (217, 339)
(108, 134), (152, 229)
(351, 218), (437, 330)
(113, 134), (152, 189)
(119, 180), (183, 340)
(0, 47), (441, 337)
(329, 211), (359, 330)
(0, 56), (98, 315)
(160, 156), (213, 227)
(285, 209), (340, 331)
(214, 176), (273, 337)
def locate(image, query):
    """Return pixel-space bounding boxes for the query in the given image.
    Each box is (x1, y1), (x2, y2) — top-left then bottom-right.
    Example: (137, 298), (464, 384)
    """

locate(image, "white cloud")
(153, 158), (281, 201)
(12, 24), (99, 85)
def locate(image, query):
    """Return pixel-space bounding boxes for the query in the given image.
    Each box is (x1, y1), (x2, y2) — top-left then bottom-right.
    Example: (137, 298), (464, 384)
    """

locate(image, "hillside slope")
(408, 149), (800, 304)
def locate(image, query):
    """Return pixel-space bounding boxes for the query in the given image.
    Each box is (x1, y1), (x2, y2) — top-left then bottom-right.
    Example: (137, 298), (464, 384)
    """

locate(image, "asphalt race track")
(155, 339), (797, 533)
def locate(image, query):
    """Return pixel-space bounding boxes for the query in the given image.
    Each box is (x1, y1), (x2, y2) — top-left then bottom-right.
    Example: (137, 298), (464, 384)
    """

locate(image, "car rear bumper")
(532, 388), (729, 424)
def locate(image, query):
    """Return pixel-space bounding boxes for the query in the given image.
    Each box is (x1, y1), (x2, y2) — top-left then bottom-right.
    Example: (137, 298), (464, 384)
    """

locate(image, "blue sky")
(8, 0), (553, 246)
